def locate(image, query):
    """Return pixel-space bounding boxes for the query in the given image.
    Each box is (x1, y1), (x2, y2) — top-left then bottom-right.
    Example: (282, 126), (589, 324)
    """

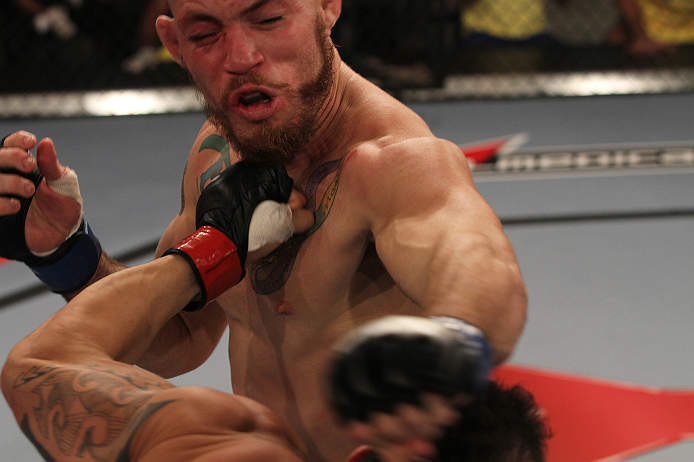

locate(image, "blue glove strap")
(30, 220), (102, 293)
(431, 316), (494, 394)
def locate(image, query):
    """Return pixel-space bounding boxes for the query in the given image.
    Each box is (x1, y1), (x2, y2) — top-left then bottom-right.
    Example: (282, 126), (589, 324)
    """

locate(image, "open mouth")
(239, 91), (272, 106)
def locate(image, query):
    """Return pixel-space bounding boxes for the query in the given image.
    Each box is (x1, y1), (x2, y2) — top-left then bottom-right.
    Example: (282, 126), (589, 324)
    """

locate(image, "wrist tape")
(430, 316), (494, 394)
(31, 167), (84, 258)
(29, 219), (102, 293)
(163, 226), (244, 312)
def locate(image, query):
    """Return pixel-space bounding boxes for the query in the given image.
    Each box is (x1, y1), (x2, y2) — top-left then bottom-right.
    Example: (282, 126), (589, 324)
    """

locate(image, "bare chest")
(217, 154), (416, 336)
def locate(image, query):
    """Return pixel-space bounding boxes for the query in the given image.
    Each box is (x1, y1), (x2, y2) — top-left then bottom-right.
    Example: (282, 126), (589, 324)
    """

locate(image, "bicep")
(367, 139), (518, 304)
(373, 188), (508, 304)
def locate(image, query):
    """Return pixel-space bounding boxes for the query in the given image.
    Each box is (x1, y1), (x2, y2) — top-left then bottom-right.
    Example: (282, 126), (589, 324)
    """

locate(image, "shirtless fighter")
(1, 164), (547, 462)
(0, 0), (528, 459)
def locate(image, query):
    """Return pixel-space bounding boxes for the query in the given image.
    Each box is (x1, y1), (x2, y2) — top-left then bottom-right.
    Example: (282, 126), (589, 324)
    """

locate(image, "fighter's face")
(167, 0), (336, 164)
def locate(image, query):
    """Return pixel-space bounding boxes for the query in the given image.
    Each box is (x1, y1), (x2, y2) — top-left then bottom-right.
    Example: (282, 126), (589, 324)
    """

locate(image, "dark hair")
(434, 381), (551, 462)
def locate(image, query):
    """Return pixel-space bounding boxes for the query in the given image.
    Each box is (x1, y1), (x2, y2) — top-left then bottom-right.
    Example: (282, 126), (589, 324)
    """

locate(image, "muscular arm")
(1, 256), (307, 462)
(134, 123), (233, 377)
(359, 138), (527, 363)
(0, 256), (197, 461)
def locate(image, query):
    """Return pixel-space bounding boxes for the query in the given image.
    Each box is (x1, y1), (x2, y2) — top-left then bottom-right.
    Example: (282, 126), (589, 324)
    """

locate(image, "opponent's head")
(157, 0), (341, 164)
(434, 382), (550, 462)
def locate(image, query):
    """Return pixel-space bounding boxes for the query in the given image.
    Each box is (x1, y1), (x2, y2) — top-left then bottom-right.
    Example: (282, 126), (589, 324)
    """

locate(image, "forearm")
(24, 255), (200, 365)
(423, 233), (527, 363)
(378, 227), (527, 364)
(61, 250), (128, 301)
(134, 301), (228, 378)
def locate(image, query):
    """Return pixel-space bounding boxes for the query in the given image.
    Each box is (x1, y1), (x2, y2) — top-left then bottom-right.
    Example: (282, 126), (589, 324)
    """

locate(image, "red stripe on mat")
(0, 258), (12, 267)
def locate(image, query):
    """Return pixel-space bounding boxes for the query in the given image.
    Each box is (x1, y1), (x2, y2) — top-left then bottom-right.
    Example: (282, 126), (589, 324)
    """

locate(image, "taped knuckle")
(247, 201), (294, 252)
(46, 168), (83, 204)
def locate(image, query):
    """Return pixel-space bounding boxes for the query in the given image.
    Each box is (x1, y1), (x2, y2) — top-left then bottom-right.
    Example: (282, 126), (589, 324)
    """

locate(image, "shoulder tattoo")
(13, 364), (175, 462)
(178, 159), (189, 216)
(250, 157), (345, 295)
(197, 134), (232, 194)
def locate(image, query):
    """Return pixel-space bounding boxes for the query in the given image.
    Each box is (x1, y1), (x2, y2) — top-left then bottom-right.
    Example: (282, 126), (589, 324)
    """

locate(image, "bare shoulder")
(186, 121), (236, 181)
(340, 135), (492, 237)
(156, 121), (234, 253)
(135, 387), (306, 462)
(344, 136), (474, 197)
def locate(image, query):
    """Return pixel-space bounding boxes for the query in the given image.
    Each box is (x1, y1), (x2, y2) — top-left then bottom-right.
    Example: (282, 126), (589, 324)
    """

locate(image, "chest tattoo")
(250, 157), (345, 295)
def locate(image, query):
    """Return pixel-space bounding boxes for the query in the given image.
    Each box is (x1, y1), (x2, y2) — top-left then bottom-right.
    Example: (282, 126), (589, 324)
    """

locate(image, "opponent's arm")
(136, 126), (313, 377)
(0, 251), (202, 462)
(1, 255), (307, 462)
(364, 137), (527, 363)
(2, 150), (310, 460)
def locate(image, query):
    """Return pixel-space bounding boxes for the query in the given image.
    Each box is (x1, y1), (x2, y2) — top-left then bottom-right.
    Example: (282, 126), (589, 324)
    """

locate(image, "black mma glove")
(0, 165), (45, 264)
(329, 315), (493, 422)
(0, 163), (101, 293)
(164, 161), (294, 312)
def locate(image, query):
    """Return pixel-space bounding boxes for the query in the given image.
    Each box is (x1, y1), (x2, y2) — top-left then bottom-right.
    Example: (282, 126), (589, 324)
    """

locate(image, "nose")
(222, 26), (263, 75)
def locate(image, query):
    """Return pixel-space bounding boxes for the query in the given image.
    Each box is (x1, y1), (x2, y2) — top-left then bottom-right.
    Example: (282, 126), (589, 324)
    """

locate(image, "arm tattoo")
(178, 159), (189, 216)
(13, 364), (175, 462)
(197, 134), (232, 194)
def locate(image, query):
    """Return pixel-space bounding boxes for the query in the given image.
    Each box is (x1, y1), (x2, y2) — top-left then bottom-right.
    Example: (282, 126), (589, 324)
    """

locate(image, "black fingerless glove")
(164, 161), (294, 312)
(0, 165), (101, 293)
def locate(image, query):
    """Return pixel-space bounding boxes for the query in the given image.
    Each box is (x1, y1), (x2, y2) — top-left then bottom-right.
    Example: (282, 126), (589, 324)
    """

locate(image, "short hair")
(434, 381), (551, 462)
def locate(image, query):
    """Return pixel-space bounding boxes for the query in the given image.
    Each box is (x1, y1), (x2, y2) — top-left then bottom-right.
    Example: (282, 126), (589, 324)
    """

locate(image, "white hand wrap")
(31, 167), (84, 257)
(46, 167), (83, 205)
(247, 200), (295, 252)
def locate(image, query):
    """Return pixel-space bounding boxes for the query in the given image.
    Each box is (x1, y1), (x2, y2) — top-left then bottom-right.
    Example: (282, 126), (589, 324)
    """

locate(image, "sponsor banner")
(471, 143), (694, 174)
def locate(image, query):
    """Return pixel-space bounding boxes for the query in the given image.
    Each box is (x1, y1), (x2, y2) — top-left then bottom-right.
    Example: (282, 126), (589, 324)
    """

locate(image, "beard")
(191, 19), (335, 165)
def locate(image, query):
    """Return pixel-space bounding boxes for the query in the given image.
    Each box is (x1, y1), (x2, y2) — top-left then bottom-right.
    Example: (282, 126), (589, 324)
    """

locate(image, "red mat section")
(0, 258), (10, 267)
(493, 365), (694, 462)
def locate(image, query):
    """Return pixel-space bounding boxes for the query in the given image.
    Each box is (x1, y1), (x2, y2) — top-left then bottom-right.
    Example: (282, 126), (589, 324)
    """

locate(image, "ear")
(156, 15), (183, 66)
(321, 0), (341, 32)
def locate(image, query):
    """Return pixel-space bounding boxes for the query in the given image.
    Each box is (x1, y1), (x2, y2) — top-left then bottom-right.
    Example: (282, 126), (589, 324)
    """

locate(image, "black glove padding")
(195, 160), (294, 266)
(329, 315), (492, 422)
(0, 166), (46, 264)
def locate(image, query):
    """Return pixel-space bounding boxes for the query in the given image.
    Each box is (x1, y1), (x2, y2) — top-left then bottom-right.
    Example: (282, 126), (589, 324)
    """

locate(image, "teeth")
(239, 91), (271, 106)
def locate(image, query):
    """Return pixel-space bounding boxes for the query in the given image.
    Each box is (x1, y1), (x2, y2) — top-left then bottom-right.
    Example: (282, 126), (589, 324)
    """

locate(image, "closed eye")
(189, 31), (219, 43)
(257, 16), (282, 26)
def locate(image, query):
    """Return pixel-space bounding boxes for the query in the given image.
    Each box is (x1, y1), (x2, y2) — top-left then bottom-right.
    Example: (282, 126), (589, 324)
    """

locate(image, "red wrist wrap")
(170, 226), (243, 306)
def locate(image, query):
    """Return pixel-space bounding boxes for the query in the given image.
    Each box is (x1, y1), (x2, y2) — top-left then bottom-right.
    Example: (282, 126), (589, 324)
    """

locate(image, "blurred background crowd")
(2, 0), (694, 96)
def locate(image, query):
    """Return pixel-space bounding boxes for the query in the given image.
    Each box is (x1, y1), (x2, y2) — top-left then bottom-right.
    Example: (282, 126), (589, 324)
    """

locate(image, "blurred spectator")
(15, 0), (80, 40)
(334, 0), (437, 89)
(606, 0), (694, 57)
(453, 0), (570, 47)
(121, 0), (172, 74)
(449, 0), (570, 73)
